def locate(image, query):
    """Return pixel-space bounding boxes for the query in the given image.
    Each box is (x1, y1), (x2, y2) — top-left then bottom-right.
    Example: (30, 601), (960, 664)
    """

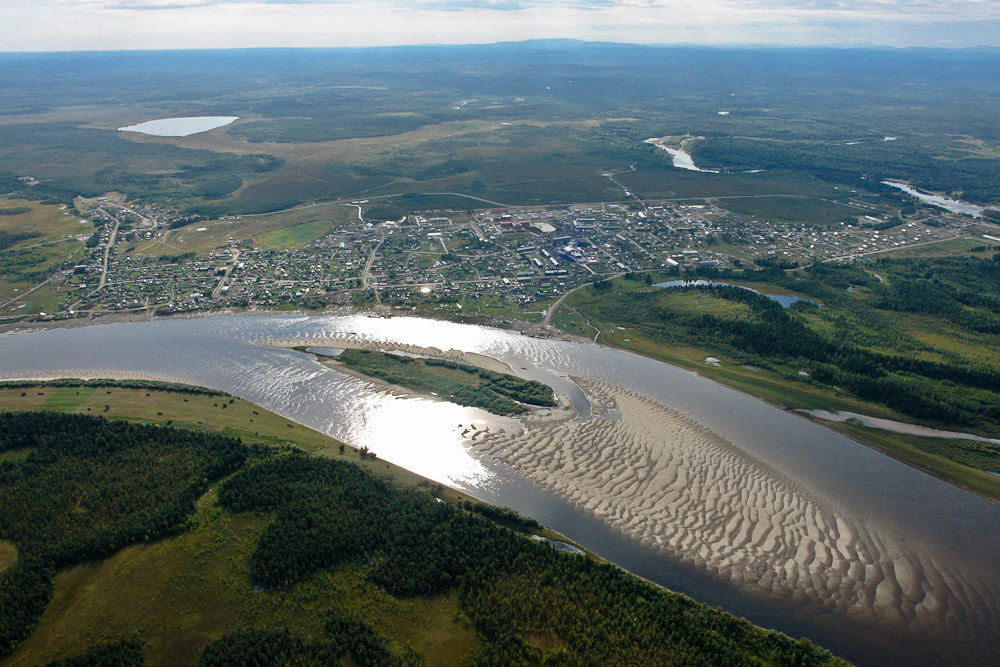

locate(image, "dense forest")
(572, 255), (1000, 432)
(46, 638), (144, 667)
(216, 452), (840, 665)
(0, 409), (843, 665)
(0, 412), (247, 657)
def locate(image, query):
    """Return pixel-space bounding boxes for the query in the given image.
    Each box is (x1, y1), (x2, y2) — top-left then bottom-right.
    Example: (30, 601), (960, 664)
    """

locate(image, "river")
(644, 137), (719, 173)
(882, 180), (995, 218)
(1, 314), (998, 666)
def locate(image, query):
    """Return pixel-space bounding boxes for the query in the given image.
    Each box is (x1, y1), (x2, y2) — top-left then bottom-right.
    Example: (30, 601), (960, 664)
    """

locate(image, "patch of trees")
(0, 378), (230, 397)
(47, 637), (143, 667)
(216, 453), (841, 665)
(0, 230), (42, 251)
(338, 351), (555, 416)
(0, 207), (31, 216)
(0, 247), (54, 283)
(462, 501), (541, 532)
(196, 614), (419, 667)
(0, 412), (247, 657)
(688, 136), (1000, 205)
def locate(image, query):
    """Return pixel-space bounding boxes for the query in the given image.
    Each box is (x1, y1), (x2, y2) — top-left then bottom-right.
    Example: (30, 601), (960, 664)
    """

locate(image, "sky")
(1, 0), (999, 52)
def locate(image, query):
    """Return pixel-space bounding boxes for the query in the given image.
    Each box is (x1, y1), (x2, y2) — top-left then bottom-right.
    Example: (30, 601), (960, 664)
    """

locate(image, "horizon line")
(3, 38), (1000, 56)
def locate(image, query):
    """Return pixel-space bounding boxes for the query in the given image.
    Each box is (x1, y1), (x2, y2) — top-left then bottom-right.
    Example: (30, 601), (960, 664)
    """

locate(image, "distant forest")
(2, 44), (998, 215)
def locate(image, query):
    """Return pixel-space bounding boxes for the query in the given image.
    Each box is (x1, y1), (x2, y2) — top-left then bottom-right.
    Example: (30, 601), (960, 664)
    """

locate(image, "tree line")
(0, 412), (246, 657)
(216, 452), (842, 665)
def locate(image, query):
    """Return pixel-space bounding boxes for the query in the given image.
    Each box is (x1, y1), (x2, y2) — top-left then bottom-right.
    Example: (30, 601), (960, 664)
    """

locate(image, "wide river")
(2, 314), (998, 665)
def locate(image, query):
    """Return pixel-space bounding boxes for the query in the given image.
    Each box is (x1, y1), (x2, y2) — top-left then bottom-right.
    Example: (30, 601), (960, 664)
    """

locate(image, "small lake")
(118, 116), (239, 137)
(653, 279), (817, 307)
(883, 180), (995, 218)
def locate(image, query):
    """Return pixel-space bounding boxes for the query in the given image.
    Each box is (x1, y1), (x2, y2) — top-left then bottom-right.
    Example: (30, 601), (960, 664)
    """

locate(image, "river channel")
(1, 314), (998, 665)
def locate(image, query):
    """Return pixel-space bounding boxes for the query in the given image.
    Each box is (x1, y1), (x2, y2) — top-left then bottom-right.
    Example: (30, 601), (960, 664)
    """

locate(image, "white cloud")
(2, 0), (999, 50)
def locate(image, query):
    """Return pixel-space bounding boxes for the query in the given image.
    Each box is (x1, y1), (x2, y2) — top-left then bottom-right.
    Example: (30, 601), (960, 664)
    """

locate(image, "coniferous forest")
(0, 410), (844, 665)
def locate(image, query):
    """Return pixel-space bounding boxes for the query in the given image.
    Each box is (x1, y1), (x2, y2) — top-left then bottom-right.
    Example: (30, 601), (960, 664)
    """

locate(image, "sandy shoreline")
(470, 378), (984, 635)
(0, 371), (190, 385)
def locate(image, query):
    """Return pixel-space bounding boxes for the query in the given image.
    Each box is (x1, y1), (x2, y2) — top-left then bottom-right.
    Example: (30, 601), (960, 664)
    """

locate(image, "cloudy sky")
(1, 0), (998, 51)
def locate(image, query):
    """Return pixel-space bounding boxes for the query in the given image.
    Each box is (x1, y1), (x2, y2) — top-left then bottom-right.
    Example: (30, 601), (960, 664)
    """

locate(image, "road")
(211, 249), (241, 299)
(821, 234), (960, 263)
(361, 233), (385, 304)
(544, 280), (598, 326)
(95, 217), (119, 292)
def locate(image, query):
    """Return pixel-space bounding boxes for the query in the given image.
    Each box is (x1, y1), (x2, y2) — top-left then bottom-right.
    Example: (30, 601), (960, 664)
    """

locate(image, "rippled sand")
(471, 380), (994, 636)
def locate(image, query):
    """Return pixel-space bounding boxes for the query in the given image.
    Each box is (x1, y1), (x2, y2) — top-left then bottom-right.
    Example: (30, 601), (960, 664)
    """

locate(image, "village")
(12, 191), (981, 322)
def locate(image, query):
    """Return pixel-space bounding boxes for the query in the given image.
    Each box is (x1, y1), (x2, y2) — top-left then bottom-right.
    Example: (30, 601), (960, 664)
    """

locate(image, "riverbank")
(8, 305), (996, 507)
(468, 378), (975, 635)
(1, 311), (997, 664)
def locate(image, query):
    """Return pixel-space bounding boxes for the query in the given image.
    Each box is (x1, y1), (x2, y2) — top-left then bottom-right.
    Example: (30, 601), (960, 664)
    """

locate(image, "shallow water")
(118, 116), (239, 137)
(1, 314), (998, 666)
(882, 180), (991, 218)
(801, 408), (1000, 445)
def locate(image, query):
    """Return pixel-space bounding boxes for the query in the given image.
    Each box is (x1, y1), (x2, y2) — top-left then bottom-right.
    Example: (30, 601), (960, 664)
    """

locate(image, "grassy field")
(0, 540), (16, 573)
(871, 236), (997, 260)
(0, 198), (87, 241)
(0, 198), (89, 309)
(5, 493), (478, 666)
(714, 195), (863, 224)
(130, 203), (357, 258)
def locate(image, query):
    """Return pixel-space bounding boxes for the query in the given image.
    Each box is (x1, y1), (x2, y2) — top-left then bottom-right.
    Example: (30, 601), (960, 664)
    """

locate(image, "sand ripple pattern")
(473, 381), (992, 637)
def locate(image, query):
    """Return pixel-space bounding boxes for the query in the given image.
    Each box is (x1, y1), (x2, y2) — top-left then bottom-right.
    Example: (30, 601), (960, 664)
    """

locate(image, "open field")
(714, 195), (863, 224)
(0, 197), (88, 241)
(7, 499), (478, 666)
(0, 198), (90, 308)
(131, 203), (358, 257)
(868, 235), (999, 260)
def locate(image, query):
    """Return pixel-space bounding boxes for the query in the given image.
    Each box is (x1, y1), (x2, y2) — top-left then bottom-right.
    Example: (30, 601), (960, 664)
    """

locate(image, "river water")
(644, 137), (719, 173)
(882, 180), (994, 218)
(1, 314), (998, 665)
